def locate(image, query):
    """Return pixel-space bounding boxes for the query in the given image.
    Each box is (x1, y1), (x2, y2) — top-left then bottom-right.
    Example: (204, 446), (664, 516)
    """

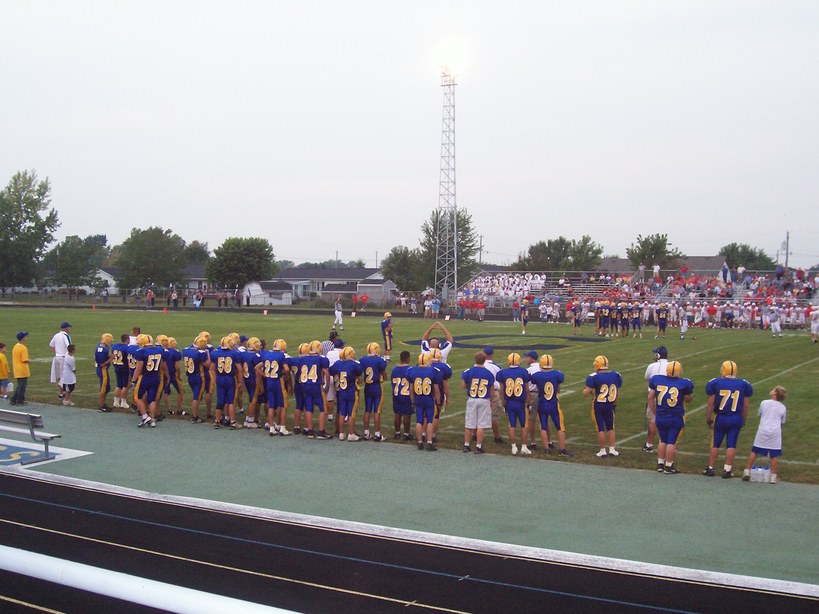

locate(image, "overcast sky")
(2, 1), (818, 270)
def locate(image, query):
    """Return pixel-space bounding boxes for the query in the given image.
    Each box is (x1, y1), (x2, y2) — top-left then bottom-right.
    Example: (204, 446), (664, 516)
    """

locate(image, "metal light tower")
(434, 67), (458, 304)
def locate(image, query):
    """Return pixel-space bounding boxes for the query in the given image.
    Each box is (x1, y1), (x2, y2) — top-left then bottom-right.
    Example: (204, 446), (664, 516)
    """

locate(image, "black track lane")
(0, 473), (814, 613)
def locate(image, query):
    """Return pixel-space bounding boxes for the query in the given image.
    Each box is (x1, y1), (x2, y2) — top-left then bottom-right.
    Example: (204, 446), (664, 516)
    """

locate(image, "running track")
(0, 472), (815, 613)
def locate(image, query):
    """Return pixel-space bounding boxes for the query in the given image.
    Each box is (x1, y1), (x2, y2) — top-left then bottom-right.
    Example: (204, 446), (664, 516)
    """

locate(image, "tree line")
(0, 170), (785, 296)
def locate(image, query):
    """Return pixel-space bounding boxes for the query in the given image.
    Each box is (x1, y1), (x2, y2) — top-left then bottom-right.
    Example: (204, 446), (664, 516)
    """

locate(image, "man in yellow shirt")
(11, 331), (31, 406)
(0, 342), (9, 399)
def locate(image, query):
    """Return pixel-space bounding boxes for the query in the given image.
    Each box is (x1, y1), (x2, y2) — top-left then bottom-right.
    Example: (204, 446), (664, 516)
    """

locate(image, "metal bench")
(0, 408), (62, 465)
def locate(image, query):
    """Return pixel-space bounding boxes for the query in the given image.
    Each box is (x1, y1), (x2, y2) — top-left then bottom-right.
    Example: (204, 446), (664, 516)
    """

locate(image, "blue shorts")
(631, 318), (641, 330)
(364, 391), (383, 414)
(751, 446), (782, 458)
(656, 414), (685, 445)
(337, 394), (356, 418)
(393, 398), (412, 415)
(600, 317), (610, 328)
(135, 377), (160, 404)
(713, 414), (743, 449)
(538, 405), (564, 431)
(188, 377), (204, 401)
(244, 377), (259, 405)
(114, 368), (129, 389)
(383, 336), (393, 352)
(574, 317), (582, 327)
(215, 375), (236, 409)
(415, 398), (434, 424)
(293, 385), (305, 411)
(266, 380), (285, 408)
(592, 405), (615, 432)
(302, 386), (325, 413)
(658, 319), (667, 331)
(96, 367), (111, 394)
(164, 373), (181, 394)
(620, 319), (629, 330)
(506, 401), (527, 428)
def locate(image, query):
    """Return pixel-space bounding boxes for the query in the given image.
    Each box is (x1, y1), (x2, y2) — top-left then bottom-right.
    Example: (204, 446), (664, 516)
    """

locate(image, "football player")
(381, 312), (393, 361)
(703, 361), (753, 478)
(95, 333), (113, 412)
(330, 346), (362, 441)
(497, 353), (532, 455)
(648, 361), (693, 474)
(583, 355), (622, 457)
(359, 342), (388, 442)
(530, 355), (574, 457)
(209, 336), (243, 429)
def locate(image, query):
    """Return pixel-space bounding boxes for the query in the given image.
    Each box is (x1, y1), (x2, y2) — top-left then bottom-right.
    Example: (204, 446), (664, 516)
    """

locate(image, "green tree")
(418, 208), (479, 289)
(185, 240), (210, 264)
(513, 235), (602, 271)
(206, 237), (277, 289)
(114, 227), (188, 290)
(42, 234), (109, 298)
(276, 259), (295, 270)
(0, 170), (60, 289)
(718, 243), (776, 271)
(380, 245), (425, 290)
(568, 235), (604, 271)
(626, 234), (684, 271)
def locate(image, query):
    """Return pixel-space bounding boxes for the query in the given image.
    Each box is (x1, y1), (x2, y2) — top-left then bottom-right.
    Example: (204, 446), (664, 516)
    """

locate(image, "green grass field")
(2, 305), (817, 484)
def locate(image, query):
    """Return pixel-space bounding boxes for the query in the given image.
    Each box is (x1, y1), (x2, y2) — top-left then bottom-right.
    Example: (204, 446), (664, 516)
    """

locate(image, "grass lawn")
(2, 305), (817, 484)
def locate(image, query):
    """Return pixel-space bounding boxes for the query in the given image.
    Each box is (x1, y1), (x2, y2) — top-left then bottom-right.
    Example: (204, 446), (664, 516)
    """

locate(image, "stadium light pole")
(433, 66), (458, 307)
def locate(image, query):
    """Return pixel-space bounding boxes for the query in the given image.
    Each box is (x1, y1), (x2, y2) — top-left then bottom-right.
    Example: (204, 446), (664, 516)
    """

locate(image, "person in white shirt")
(325, 338), (344, 435)
(642, 346), (669, 452)
(332, 299), (344, 331)
(742, 386), (787, 483)
(811, 309), (819, 343)
(61, 344), (77, 406)
(481, 346), (504, 444)
(523, 350), (552, 451)
(50, 322), (72, 399)
(420, 321), (454, 363)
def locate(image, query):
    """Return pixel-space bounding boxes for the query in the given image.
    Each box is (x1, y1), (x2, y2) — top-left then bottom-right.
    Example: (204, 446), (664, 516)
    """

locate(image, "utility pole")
(478, 235), (483, 265)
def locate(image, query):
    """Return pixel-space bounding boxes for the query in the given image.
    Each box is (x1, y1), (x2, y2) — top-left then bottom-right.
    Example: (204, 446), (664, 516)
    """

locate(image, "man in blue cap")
(481, 346), (504, 444)
(642, 346), (669, 453)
